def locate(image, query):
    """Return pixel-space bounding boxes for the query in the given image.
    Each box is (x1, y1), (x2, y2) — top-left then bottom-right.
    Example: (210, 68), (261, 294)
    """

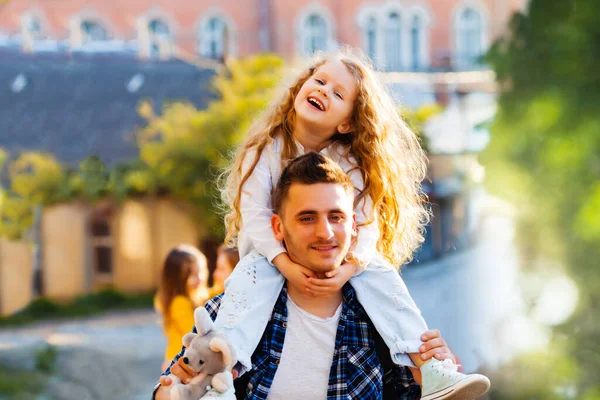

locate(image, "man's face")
(271, 182), (356, 274)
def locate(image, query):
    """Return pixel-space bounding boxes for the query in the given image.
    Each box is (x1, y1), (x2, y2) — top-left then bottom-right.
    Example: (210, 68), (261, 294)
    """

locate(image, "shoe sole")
(421, 374), (491, 400)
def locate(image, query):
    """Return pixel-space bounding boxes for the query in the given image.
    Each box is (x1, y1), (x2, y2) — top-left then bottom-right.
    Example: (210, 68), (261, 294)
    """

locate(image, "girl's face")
(293, 60), (359, 143)
(186, 259), (208, 291)
(213, 253), (235, 287)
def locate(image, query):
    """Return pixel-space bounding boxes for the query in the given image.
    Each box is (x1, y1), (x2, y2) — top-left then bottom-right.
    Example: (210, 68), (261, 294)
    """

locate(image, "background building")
(0, 0), (525, 69)
(0, 0), (525, 309)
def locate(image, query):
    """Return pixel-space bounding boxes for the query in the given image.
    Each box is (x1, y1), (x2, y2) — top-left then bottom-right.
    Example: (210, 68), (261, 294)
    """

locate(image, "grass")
(0, 365), (49, 398)
(0, 346), (56, 398)
(0, 288), (154, 328)
(34, 345), (57, 374)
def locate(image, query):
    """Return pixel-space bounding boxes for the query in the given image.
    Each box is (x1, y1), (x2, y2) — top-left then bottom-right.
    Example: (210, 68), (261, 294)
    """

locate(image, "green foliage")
(0, 152), (64, 239)
(482, 0), (600, 395)
(489, 348), (579, 400)
(137, 54), (285, 239)
(0, 55), (285, 241)
(0, 289), (154, 327)
(34, 345), (57, 374)
(0, 364), (49, 397)
(9, 152), (64, 204)
(402, 103), (442, 152)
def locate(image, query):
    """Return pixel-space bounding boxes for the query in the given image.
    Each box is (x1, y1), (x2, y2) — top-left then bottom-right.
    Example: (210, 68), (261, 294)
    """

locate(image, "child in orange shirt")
(154, 244), (209, 371)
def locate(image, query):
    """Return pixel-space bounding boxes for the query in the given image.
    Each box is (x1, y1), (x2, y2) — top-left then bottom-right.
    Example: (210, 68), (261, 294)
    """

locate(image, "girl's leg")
(213, 251), (285, 372)
(351, 259), (492, 399)
(349, 259), (428, 367)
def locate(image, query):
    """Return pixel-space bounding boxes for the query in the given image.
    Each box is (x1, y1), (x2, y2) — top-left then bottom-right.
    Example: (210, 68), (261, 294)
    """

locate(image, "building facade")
(0, 0), (525, 70)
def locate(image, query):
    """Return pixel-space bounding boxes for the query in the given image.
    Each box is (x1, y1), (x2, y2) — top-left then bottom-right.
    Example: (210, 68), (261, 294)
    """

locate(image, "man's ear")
(271, 214), (285, 241)
(337, 121), (353, 135)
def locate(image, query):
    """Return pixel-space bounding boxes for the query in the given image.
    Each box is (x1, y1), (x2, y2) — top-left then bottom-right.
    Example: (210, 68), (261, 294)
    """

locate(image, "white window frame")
(406, 5), (432, 71)
(20, 10), (45, 52)
(384, 11), (403, 71)
(81, 19), (108, 43)
(295, 3), (335, 57)
(197, 10), (237, 61)
(69, 11), (112, 50)
(452, 1), (489, 70)
(355, 6), (380, 67)
(137, 11), (175, 60)
(378, 1), (412, 72)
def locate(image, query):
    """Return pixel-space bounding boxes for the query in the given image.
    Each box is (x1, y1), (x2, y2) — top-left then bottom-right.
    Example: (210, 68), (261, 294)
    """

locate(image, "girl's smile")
(293, 60), (358, 150)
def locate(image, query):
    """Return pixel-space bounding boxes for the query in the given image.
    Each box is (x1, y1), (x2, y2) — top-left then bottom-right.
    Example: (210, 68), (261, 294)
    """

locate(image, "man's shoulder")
(341, 283), (367, 316)
(204, 293), (224, 321)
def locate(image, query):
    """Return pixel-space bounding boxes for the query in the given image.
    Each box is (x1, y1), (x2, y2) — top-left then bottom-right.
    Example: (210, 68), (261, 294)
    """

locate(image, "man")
(154, 153), (456, 399)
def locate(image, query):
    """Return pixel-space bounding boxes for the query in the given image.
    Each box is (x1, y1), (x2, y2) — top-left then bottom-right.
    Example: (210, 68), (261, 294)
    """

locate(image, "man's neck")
(287, 283), (343, 319)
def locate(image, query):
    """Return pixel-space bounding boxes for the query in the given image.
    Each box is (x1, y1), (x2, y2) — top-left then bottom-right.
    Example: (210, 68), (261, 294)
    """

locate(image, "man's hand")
(409, 329), (459, 385)
(154, 357), (198, 399)
(304, 261), (357, 297)
(154, 376), (173, 400)
(419, 329), (457, 365)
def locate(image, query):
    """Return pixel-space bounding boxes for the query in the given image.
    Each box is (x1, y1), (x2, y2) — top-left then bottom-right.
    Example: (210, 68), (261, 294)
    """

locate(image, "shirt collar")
(293, 137), (336, 156)
(277, 283), (362, 317)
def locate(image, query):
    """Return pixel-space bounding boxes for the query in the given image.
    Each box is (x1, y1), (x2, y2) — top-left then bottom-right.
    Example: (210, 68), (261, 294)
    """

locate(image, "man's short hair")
(273, 152), (354, 214)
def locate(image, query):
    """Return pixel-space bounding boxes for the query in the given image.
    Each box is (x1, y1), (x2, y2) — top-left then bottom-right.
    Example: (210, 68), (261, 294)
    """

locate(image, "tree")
(137, 54), (285, 240)
(481, 0), (600, 396)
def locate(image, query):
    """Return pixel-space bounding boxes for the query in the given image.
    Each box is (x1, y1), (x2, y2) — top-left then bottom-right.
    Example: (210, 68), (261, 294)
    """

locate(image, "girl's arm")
(239, 148), (316, 283)
(239, 147), (287, 262)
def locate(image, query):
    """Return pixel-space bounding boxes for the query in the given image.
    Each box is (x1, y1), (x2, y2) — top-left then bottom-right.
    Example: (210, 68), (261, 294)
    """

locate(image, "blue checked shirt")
(156, 284), (420, 400)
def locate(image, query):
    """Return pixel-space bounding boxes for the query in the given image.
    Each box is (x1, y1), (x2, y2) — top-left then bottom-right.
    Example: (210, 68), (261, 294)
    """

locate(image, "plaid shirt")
(158, 284), (420, 400)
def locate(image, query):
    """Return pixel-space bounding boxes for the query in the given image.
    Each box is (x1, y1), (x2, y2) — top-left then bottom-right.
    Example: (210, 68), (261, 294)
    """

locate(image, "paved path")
(404, 195), (534, 373)
(0, 194), (531, 398)
(0, 310), (165, 399)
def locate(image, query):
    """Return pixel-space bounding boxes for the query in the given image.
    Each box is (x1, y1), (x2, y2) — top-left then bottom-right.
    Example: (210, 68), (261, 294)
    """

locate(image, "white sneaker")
(420, 358), (490, 400)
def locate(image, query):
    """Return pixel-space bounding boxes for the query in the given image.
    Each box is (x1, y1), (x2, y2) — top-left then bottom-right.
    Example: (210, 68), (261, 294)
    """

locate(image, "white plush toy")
(164, 307), (236, 400)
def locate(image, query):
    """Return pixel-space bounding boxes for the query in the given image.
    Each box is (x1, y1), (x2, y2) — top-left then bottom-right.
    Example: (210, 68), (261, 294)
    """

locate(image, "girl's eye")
(315, 78), (324, 85)
(334, 92), (343, 100)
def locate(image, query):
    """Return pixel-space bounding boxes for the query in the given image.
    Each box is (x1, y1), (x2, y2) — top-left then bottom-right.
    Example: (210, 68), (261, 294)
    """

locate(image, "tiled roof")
(0, 50), (215, 167)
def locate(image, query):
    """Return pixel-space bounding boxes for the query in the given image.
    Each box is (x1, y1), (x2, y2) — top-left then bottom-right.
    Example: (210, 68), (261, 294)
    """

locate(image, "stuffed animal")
(166, 307), (236, 400)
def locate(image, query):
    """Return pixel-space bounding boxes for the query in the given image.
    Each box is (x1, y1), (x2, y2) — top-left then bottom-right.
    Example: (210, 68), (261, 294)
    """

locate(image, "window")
(22, 14), (43, 40)
(456, 7), (483, 69)
(365, 16), (378, 62)
(90, 211), (113, 280)
(148, 18), (171, 58)
(385, 12), (402, 71)
(303, 14), (328, 55)
(81, 20), (107, 43)
(199, 17), (229, 61)
(410, 15), (423, 71)
(21, 14), (44, 52)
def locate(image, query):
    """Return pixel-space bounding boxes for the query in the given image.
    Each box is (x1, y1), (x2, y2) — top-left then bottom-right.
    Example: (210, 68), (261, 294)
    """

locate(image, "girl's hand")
(305, 261), (358, 297)
(273, 253), (316, 295)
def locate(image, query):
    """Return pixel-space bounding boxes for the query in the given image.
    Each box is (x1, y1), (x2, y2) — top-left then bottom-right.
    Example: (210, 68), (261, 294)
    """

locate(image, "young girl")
(218, 49), (490, 399)
(155, 244), (209, 371)
(208, 245), (239, 298)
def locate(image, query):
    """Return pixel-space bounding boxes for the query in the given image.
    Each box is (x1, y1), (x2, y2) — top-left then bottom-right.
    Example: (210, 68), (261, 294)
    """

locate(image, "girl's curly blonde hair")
(221, 48), (429, 266)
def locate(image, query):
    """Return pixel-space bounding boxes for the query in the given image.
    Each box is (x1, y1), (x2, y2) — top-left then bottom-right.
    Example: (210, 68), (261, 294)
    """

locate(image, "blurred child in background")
(154, 244), (209, 371)
(209, 245), (239, 298)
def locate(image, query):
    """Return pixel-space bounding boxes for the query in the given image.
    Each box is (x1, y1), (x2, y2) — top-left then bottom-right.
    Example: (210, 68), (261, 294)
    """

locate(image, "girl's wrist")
(272, 253), (293, 277)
